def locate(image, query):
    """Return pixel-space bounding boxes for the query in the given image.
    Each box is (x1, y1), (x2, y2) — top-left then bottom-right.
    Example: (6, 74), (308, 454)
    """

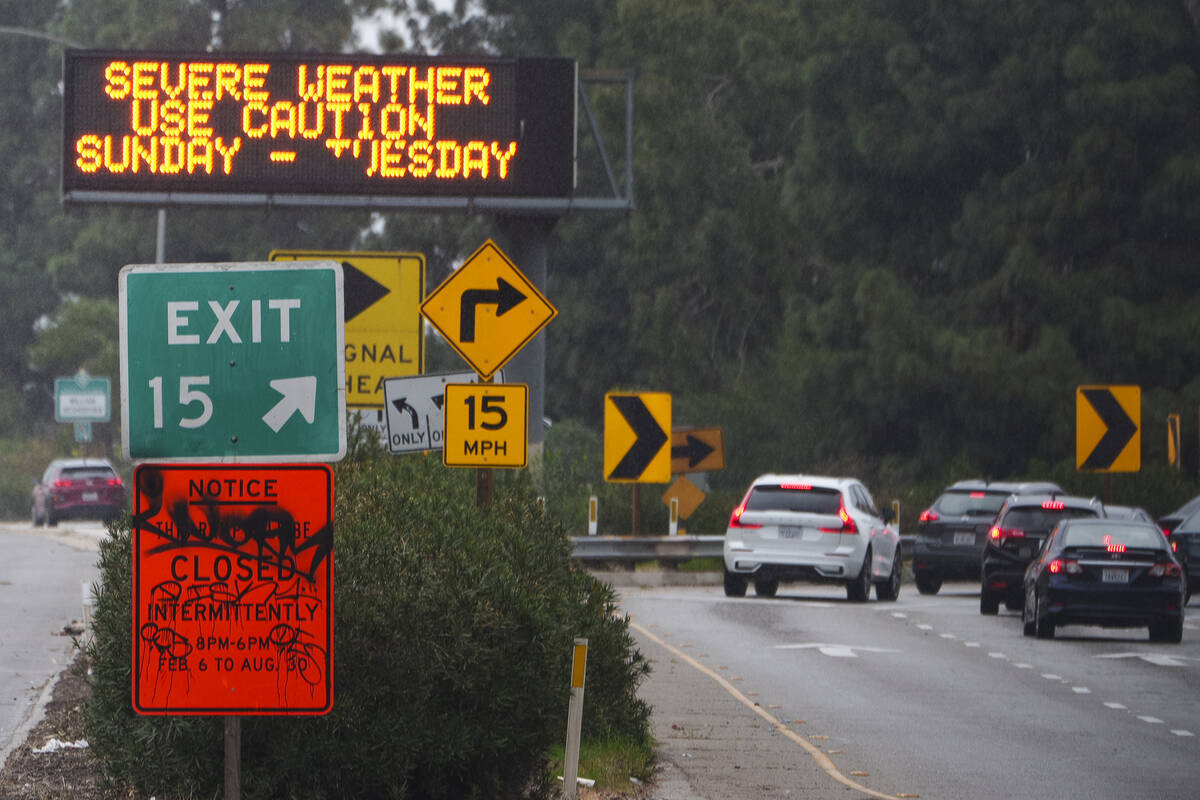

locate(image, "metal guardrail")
(570, 534), (916, 563)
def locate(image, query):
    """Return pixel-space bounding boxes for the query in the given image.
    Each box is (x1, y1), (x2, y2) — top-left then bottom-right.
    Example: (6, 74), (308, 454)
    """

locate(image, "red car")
(31, 458), (126, 526)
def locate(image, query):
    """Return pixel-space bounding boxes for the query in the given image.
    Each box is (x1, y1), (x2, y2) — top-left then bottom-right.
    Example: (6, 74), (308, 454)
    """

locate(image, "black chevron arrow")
(608, 395), (669, 480)
(672, 434), (715, 469)
(459, 278), (526, 343)
(1081, 388), (1138, 470)
(342, 261), (391, 322)
(391, 398), (419, 429)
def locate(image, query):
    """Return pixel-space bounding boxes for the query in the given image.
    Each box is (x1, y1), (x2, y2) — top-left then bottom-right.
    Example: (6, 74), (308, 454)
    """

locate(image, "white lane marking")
(988, 652), (1007, 660)
(891, 613), (907, 619)
(774, 643), (902, 658)
(632, 622), (903, 800)
(1072, 687), (1091, 694)
(1172, 730), (1194, 737)
(1042, 673), (1062, 681)
(1139, 716), (1165, 724)
(1095, 652), (1191, 667)
(964, 642), (980, 648)
(917, 624), (933, 631)
(1104, 702), (1127, 710)
(1013, 663), (1033, 669)
(939, 633), (956, 639)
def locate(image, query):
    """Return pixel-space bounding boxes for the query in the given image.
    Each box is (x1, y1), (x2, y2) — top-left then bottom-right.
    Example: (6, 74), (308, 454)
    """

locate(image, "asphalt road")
(618, 579), (1200, 800)
(0, 521), (104, 768)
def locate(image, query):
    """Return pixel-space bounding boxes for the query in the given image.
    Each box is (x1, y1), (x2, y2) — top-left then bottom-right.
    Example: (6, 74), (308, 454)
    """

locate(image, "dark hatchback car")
(1158, 494), (1200, 539)
(1164, 508), (1200, 602)
(1022, 518), (1185, 642)
(31, 458), (126, 526)
(980, 493), (1103, 614)
(913, 480), (1062, 595)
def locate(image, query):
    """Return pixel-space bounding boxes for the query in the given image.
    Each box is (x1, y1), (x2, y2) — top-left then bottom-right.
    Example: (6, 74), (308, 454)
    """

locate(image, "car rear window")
(61, 466), (117, 481)
(1002, 506), (1098, 532)
(746, 485), (841, 514)
(1062, 524), (1165, 550)
(934, 491), (1009, 516)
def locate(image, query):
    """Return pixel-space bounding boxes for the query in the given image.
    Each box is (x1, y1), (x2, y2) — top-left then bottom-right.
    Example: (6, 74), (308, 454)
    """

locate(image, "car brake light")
(820, 503), (858, 534)
(728, 492), (761, 529)
(1048, 559), (1082, 575)
(108, 477), (123, 486)
(54, 479), (72, 488)
(919, 508), (938, 523)
(780, 483), (812, 491)
(1150, 563), (1182, 578)
(1042, 501), (1065, 510)
(990, 526), (1024, 539)
(1102, 535), (1125, 554)
(969, 492), (986, 498)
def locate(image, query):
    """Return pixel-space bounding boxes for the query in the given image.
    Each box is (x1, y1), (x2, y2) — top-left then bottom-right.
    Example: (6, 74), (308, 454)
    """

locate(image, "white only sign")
(382, 370), (500, 454)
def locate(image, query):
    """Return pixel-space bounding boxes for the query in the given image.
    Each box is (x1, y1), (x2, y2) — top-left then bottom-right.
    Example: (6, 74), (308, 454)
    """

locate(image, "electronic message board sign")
(62, 50), (577, 201)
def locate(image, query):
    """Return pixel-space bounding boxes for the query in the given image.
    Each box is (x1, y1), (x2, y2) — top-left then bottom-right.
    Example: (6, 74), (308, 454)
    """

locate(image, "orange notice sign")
(132, 463), (333, 715)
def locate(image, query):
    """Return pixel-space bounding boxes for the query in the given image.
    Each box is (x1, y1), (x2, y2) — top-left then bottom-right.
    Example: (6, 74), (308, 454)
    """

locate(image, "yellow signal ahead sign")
(420, 240), (556, 380)
(443, 383), (528, 468)
(604, 392), (671, 483)
(270, 250), (424, 408)
(1076, 385), (1140, 472)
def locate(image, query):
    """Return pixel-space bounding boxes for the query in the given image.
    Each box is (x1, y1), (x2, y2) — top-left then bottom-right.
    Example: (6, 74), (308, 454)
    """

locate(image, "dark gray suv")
(913, 480), (1062, 595)
(980, 492), (1103, 614)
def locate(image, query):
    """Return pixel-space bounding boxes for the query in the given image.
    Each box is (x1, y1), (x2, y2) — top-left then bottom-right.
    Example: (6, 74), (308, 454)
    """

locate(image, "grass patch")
(548, 736), (656, 792)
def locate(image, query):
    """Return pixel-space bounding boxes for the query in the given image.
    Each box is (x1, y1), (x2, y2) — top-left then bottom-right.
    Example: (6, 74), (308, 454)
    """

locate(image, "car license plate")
(1102, 568), (1129, 584)
(954, 532), (975, 546)
(82, 491), (99, 501)
(779, 526), (800, 539)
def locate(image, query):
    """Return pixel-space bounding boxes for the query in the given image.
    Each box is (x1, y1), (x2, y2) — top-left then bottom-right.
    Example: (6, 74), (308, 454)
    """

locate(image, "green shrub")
(86, 452), (651, 799)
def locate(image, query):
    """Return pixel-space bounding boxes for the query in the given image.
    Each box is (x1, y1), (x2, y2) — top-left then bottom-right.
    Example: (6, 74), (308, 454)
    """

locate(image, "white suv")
(723, 474), (902, 601)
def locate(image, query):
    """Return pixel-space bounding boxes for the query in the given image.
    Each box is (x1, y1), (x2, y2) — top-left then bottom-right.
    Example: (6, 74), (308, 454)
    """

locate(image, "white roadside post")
(588, 496), (598, 535)
(563, 638), (589, 800)
(669, 497), (679, 536)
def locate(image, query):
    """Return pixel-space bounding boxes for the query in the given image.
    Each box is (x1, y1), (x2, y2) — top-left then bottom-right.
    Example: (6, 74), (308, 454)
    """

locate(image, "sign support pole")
(224, 716), (241, 800)
(631, 485), (641, 535)
(497, 217), (555, 450)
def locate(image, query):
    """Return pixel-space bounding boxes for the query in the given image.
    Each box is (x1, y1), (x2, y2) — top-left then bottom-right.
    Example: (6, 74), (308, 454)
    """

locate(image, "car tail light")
(780, 483), (812, 491)
(1048, 559), (1082, 575)
(728, 492), (761, 529)
(108, 477), (123, 486)
(54, 479), (73, 488)
(1149, 563), (1183, 578)
(919, 508), (938, 523)
(1042, 501), (1065, 510)
(820, 503), (858, 534)
(989, 526), (1025, 540)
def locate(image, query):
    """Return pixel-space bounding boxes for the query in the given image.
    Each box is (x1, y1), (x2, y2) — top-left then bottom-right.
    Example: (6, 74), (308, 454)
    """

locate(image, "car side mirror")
(881, 506), (896, 525)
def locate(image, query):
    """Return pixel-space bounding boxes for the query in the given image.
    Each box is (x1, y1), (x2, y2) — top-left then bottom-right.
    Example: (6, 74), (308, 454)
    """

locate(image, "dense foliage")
(86, 445), (651, 799)
(5, 0), (1200, 513)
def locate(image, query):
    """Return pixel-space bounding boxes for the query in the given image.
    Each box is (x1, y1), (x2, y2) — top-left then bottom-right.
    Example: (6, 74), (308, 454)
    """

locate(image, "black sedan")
(1022, 518), (1185, 643)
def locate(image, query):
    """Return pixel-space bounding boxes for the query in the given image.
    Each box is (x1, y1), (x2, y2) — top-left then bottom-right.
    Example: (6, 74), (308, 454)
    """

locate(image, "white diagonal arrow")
(774, 643), (901, 658)
(1094, 652), (1195, 668)
(263, 376), (317, 432)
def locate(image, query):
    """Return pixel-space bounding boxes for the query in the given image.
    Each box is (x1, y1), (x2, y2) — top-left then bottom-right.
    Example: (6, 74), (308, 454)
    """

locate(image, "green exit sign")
(119, 262), (345, 462)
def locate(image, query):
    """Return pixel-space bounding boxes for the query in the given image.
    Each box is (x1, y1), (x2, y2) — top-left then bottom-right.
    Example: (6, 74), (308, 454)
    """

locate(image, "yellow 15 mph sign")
(443, 383), (528, 468)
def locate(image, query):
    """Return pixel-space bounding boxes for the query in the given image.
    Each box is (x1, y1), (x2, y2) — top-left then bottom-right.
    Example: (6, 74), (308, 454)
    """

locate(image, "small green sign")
(119, 262), (346, 462)
(55, 371), (110, 422)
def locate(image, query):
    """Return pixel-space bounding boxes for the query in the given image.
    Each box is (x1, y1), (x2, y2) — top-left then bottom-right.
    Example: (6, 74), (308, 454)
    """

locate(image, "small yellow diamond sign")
(420, 240), (556, 380)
